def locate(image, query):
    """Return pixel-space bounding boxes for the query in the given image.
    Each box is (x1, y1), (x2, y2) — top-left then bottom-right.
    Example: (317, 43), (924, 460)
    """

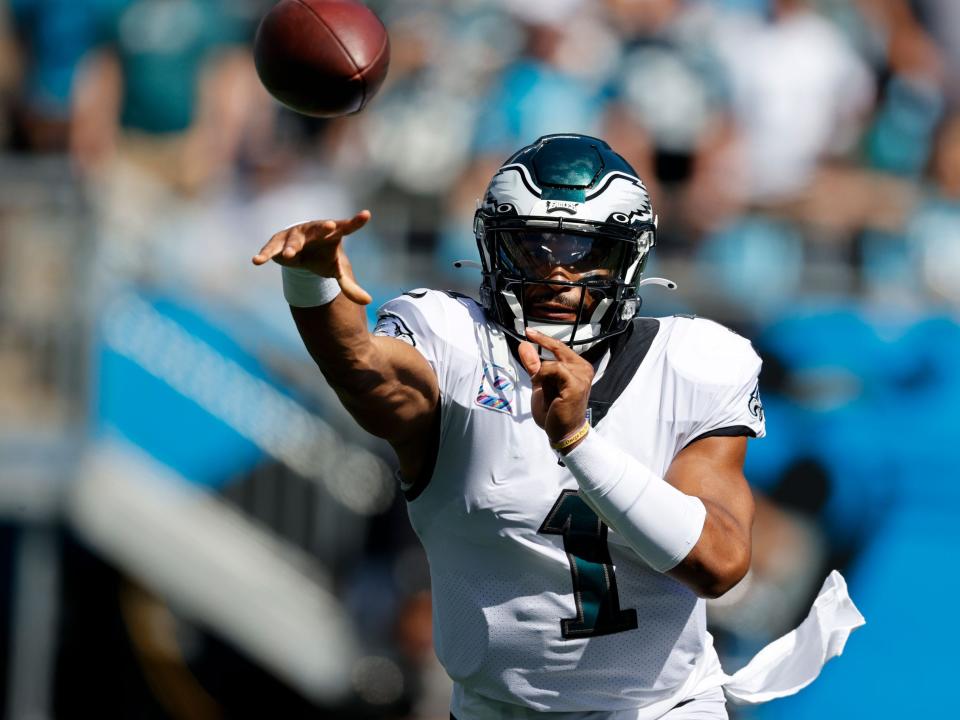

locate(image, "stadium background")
(1, 0), (957, 717)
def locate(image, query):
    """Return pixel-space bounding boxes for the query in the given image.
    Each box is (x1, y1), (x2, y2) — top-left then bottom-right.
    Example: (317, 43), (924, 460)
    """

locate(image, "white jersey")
(374, 290), (766, 716)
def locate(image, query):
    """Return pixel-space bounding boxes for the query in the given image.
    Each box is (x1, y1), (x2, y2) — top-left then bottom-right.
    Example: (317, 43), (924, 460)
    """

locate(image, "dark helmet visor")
(497, 231), (630, 281)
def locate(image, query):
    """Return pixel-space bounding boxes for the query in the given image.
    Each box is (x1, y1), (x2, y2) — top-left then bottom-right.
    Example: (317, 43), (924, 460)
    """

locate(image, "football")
(253, 0), (390, 118)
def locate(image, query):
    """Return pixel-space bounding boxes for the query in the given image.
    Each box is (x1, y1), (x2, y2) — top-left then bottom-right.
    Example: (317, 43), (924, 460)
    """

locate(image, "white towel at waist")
(720, 569), (865, 705)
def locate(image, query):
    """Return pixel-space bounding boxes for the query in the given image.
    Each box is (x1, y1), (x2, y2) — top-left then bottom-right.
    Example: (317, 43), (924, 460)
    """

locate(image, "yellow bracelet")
(551, 421), (591, 451)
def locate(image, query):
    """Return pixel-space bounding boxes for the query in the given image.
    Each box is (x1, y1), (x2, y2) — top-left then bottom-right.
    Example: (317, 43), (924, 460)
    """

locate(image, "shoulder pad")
(665, 317), (760, 386)
(378, 289), (481, 333)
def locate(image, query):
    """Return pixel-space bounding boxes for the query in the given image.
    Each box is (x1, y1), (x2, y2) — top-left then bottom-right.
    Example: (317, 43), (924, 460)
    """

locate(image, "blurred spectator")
(715, 0), (874, 203)
(343, 3), (495, 258)
(854, 0), (946, 177)
(912, 0), (960, 104)
(603, 0), (742, 240)
(71, 0), (260, 191)
(856, 0), (945, 84)
(471, 3), (612, 157)
(69, 0), (270, 280)
(4, 0), (104, 152)
(904, 113), (960, 305)
(854, 111), (960, 307)
(0, 4), (19, 146)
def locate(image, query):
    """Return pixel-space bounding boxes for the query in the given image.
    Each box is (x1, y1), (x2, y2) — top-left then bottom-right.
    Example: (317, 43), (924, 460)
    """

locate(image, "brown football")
(254, 0), (390, 118)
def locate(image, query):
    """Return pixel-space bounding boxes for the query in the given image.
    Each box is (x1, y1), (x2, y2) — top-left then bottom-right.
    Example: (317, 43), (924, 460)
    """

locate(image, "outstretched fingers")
(252, 229), (290, 265)
(252, 212), (367, 266)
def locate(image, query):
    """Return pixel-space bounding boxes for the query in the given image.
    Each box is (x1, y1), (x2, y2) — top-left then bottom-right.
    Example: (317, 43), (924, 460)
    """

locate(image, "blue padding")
(753, 308), (960, 546)
(751, 507), (958, 718)
(758, 306), (888, 381)
(95, 293), (270, 488)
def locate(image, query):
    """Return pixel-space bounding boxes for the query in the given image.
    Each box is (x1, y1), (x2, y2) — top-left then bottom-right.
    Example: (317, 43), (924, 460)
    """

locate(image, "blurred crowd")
(2, 0), (960, 718)
(4, 0), (960, 306)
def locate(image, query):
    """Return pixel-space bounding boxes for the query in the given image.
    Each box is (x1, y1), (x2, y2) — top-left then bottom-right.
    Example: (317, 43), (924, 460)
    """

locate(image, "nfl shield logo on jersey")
(476, 363), (515, 414)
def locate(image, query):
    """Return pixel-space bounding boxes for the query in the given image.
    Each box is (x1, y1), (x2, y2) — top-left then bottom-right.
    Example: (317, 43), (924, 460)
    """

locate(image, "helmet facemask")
(476, 215), (655, 353)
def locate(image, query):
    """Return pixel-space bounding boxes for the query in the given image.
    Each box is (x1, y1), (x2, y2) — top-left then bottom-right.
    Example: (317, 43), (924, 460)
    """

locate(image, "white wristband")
(281, 266), (341, 307)
(563, 431), (706, 572)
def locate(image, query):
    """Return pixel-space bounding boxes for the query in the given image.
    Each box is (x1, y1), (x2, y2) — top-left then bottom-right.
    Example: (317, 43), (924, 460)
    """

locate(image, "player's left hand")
(518, 330), (593, 449)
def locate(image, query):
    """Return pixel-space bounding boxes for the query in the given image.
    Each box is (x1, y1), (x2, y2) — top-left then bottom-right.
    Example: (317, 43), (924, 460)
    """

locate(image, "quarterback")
(254, 135), (862, 719)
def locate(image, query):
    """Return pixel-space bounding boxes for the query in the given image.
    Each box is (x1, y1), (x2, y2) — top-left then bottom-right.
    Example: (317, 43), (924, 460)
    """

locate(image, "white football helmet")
(474, 134), (661, 353)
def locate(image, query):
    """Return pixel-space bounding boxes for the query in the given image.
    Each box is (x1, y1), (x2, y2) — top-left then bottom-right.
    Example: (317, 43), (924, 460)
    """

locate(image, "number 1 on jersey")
(539, 490), (638, 639)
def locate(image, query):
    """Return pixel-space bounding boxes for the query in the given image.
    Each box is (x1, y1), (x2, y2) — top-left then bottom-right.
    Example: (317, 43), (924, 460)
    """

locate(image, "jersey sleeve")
(666, 318), (766, 448)
(373, 289), (450, 383)
(374, 290), (475, 501)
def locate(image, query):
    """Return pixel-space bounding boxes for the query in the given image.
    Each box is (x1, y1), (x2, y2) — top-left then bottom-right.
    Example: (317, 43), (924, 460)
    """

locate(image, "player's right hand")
(252, 210), (373, 305)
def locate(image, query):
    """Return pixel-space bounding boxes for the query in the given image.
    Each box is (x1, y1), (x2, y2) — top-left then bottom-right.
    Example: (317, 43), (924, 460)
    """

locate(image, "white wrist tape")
(563, 431), (706, 572)
(281, 266), (341, 307)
